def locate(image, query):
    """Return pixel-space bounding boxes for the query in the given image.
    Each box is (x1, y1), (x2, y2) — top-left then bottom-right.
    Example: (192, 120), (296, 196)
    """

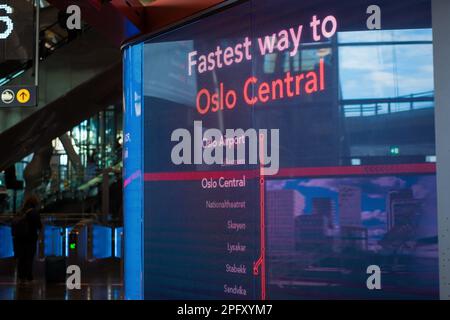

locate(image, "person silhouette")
(12, 194), (42, 284)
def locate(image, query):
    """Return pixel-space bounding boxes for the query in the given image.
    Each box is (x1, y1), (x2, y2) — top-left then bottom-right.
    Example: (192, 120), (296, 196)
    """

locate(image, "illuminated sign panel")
(0, 4), (13, 40)
(0, 0), (36, 107)
(0, 0), (34, 61)
(0, 85), (36, 107)
(124, 0), (438, 299)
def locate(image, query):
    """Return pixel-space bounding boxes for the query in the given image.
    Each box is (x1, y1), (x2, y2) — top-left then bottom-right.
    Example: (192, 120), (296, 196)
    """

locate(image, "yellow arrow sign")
(16, 89), (31, 104)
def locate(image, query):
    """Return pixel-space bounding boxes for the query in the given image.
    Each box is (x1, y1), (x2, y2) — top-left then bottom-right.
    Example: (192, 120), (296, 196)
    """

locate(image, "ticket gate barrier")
(114, 227), (123, 258)
(44, 225), (65, 257)
(67, 222), (88, 266)
(0, 225), (14, 258)
(92, 224), (112, 259)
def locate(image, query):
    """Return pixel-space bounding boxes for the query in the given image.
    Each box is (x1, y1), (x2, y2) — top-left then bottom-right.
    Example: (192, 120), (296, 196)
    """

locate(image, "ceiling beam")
(47, 0), (226, 46)
(143, 0), (225, 33)
(46, 0), (145, 46)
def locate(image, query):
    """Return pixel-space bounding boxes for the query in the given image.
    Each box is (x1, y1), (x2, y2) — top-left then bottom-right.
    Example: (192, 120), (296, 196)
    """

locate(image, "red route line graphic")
(123, 170), (142, 188)
(255, 133), (266, 300)
(276, 163), (436, 178)
(136, 163), (436, 183)
(143, 169), (259, 181)
(124, 162), (436, 300)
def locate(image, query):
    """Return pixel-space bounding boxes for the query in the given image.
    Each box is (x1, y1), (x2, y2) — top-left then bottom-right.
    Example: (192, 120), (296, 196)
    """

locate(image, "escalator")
(0, 6), (122, 172)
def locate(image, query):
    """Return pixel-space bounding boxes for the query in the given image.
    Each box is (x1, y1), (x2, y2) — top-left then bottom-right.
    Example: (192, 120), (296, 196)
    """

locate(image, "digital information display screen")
(123, 0), (438, 299)
(0, 0), (36, 107)
(0, 0), (34, 61)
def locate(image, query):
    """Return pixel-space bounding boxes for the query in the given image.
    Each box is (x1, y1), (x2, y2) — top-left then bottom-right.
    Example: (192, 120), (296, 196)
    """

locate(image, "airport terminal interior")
(1, 0), (450, 301)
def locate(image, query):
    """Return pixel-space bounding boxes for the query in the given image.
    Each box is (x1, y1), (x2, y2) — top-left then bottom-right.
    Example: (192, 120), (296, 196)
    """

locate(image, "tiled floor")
(0, 258), (123, 300)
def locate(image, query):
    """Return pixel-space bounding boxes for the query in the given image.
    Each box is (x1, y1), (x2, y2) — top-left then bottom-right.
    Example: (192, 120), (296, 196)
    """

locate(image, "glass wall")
(0, 104), (123, 214)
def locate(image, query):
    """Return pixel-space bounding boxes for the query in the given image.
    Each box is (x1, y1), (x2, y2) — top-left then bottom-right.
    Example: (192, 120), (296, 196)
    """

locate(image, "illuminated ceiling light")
(60, 154), (68, 166)
(426, 155), (436, 163)
(137, 0), (156, 5)
(389, 146), (400, 156)
(53, 138), (65, 151)
(317, 48), (331, 58)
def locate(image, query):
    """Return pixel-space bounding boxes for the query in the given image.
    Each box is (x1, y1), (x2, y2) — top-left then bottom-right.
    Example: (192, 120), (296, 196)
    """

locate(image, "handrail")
(0, 61), (33, 86)
(0, 21), (90, 86)
(341, 94), (434, 117)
